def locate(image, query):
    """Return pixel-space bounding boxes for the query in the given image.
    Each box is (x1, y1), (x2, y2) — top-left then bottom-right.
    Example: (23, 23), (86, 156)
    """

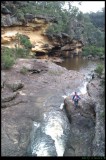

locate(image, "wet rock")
(27, 126), (57, 156)
(64, 146), (75, 156)
(27, 108), (71, 156)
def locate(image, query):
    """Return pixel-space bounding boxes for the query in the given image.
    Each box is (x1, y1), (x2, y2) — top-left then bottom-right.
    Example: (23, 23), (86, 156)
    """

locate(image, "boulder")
(6, 80), (24, 92)
(1, 6), (11, 14)
(64, 97), (95, 156)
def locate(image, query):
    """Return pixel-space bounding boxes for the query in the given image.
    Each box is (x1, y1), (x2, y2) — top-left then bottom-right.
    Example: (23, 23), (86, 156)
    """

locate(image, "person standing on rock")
(72, 92), (81, 109)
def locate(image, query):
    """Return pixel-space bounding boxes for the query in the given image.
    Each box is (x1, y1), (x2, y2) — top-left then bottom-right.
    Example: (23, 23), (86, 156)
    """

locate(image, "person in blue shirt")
(72, 92), (81, 109)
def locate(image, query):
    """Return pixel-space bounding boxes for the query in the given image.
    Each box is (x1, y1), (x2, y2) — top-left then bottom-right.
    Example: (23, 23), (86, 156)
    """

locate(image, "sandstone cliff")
(1, 1), (83, 58)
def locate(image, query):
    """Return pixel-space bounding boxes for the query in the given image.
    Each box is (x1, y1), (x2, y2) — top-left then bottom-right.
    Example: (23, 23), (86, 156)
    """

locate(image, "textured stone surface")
(1, 1), (83, 57)
(1, 59), (84, 156)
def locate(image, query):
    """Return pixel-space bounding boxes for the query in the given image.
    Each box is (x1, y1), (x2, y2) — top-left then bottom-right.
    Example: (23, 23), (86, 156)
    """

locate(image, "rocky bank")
(1, 58), (105, 156)
(1, 1), (105, 157)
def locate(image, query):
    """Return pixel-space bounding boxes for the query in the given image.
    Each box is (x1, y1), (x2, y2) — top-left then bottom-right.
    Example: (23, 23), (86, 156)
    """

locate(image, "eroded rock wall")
(1, 1), (83, 57)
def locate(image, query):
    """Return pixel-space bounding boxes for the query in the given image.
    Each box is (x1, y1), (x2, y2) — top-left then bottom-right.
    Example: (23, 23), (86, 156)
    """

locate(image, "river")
(56, 56), (103, 95)
(56, 56), (103, 75)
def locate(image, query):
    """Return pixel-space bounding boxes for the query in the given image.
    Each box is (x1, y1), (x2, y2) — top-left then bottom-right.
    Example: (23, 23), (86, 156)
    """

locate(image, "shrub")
(18, 34), (32, 49)
(16, 10), (25, 21)
(82, 45), (104, 57)
(20, 66), (28, 75)
(82, 47), (90, 56)
(100, 112), (105, 118)
(1, 48), (15, 69)
(15, 47), (29, 58)
(94, 64), (103, 77)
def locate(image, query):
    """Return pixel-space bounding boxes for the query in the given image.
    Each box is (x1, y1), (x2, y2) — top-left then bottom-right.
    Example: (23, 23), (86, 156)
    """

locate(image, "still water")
(57, 56), (103, 75)
(56, 56), (104, 96)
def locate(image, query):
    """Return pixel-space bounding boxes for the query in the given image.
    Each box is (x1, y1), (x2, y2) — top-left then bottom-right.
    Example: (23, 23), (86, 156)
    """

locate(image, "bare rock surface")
(63, 75), (105, 156)
(64, 96), (95, 156)
(1, 58), (104, 156)
(1, 58), (84, 156)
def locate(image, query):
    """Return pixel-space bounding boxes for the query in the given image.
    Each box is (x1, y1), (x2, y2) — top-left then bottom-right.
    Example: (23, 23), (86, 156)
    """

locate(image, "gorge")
(1, 1), (105, 157)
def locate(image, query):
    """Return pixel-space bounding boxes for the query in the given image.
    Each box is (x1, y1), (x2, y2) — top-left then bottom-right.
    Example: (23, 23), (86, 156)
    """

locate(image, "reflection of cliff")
(1, 2), (83, 57)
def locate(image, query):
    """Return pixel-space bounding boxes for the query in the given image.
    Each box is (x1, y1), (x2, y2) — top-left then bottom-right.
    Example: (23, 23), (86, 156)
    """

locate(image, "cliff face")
(1, 1), (83, 58)
(1, 13), (55, 54)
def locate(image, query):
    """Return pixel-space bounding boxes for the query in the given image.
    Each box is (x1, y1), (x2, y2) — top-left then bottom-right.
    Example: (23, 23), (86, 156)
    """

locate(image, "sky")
(65, 1), (105, 13)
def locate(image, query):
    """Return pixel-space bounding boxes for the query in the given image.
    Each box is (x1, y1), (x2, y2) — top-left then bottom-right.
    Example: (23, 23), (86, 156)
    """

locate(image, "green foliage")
(17, 34), (32, 49)
(88, 9), (105, 30)
(4, 1), (105, 48)
(1, 48), (15, 69)
(15, 34), (32, 58)
(82, 46), (104, 57)
(94, 64), (104, 77)
(15, 48), (29, 58)
(16, 9), (25, 21)
(100, 78), (105, 88)
(20, 66), (28, 75)
(100, 111), (105, 119)
(1, 46), (30, 70)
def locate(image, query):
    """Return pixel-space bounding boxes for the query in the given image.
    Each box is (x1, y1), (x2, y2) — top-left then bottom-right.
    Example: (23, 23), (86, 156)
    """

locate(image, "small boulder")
(6, 80), (24, 92)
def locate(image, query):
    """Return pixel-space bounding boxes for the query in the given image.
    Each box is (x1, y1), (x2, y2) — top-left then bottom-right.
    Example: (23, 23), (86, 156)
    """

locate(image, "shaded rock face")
(1, 1), (83, 58)
(63, 73), (105, 156)
(64, 97), (95, 156)
(86, 78), (105, 156)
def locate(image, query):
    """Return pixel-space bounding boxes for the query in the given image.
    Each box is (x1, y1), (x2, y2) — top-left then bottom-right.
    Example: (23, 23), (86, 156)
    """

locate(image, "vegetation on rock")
(20, 66), (28, 75)
(1, 47), (15, 69)
(2, 1), (104, 46)
(1, 1), (105, 66)
(82, 46), (104, 57)
(95, 64), (104, 77)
